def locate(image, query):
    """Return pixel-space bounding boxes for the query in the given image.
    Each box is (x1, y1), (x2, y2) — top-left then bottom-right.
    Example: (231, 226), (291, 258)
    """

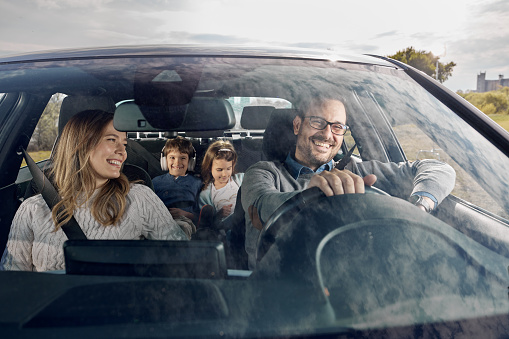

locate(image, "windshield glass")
(4, 57), (507, 215)
(1, 53), (509, 336)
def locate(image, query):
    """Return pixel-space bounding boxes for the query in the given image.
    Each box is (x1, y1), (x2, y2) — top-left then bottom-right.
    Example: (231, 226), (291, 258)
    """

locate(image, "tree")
(387, 47), (456, 83)
(28, 93), (63, 151)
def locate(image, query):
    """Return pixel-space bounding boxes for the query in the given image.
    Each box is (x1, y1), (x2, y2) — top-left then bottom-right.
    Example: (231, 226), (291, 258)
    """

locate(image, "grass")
(20, 150), (51, 167)
(489, 114), (509, 132)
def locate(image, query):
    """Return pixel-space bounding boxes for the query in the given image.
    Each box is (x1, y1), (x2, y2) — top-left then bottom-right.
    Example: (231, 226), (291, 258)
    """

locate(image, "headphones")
(160, 144), (197, 172)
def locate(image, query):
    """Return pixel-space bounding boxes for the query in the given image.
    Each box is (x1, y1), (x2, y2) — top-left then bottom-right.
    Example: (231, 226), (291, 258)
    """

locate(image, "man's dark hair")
(296, 96), (347, 118)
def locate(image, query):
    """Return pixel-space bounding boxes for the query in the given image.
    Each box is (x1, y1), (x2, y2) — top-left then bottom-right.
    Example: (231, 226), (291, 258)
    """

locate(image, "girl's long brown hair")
(50, 110), (130, 230)
(201, 140), (237, 190)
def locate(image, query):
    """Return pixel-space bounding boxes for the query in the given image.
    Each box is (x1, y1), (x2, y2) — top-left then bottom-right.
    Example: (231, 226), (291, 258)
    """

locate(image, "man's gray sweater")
(241, 158), (456, 269)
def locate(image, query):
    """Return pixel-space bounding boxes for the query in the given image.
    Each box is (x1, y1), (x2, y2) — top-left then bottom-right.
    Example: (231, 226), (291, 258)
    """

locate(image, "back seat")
(128, 105), (285, 178)
(120, 105), (293, 270)
(234, 106), (275, 172)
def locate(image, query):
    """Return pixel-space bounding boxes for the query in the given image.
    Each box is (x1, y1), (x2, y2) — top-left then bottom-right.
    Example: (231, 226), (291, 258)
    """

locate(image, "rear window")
(227, 97), (292, 130)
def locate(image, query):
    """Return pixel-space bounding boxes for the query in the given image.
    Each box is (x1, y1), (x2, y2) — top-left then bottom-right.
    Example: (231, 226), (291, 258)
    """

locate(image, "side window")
(392, 123), (505, 217)
(341, 131), (359, 157)
(23, 93), (65, 166)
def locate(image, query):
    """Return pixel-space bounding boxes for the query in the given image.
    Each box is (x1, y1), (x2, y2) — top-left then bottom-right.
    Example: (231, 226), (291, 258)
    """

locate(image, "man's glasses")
(305, 116), (349, 135)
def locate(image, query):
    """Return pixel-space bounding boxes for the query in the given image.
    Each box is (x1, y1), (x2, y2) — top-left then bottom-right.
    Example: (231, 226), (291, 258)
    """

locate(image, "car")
(0, 45), (509, 338)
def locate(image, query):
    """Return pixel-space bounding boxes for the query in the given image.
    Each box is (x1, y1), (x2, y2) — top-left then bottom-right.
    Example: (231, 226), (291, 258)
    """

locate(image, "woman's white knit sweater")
(0, 184), (188, 272)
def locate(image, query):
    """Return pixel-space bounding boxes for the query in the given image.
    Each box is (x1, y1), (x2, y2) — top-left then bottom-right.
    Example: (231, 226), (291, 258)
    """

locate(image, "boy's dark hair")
(163, 136), (195, 157)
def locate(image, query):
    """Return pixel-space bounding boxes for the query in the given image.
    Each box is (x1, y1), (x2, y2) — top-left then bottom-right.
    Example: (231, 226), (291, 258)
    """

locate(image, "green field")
(21, 150), (51, 167)
(490, 114), (509, 132)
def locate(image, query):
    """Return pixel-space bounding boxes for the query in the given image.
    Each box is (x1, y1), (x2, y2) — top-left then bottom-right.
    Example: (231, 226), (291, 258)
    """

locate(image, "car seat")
(24, 96), (156, 199)
(262, 108), (299, 162)
(226, 108), (300, 270)
(62, 95), (164, 178)
(234, 106), (274, 172)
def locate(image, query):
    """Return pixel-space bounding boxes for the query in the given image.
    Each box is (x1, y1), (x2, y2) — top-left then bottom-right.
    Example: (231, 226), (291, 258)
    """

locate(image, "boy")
(153, 136), (202, 237)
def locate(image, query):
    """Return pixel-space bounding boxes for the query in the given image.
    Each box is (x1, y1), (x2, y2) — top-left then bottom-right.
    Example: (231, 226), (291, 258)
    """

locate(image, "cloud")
(374, 31), (399, 39)
(0, 0), (176, 55)
(0, 0), (506, 93)
(286, 42), (337, 50)
(442, 33), (509, 91)
(440, 0), (509, 90)
(182, 33), (254, 45)
(451, 35), (509, 78)
(474, 0), (509, 15)
(149, 31), (259, 45)
(108, 0), (198, 13)
(29, 0), (194, 11)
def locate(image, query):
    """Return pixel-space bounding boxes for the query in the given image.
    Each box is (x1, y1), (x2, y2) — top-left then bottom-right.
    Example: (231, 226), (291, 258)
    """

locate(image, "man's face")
(293, 99), (346, 170)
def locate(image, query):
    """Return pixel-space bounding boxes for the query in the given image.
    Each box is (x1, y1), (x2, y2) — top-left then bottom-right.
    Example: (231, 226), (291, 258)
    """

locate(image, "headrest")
(59, 95), (116, 134)
(185, 131), (225, 138)
(114, 97), (236, 132)
(240, 106), (275, 130)
(262, 109), (299, 161)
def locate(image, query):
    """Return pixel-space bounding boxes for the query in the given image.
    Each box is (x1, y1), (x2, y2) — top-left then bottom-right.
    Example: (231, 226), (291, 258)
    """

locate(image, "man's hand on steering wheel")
(307, 169), (377, 196)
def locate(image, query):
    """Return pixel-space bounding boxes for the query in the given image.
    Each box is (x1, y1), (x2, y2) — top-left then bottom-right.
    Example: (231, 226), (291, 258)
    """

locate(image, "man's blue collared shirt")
(284, 153), (334, 180)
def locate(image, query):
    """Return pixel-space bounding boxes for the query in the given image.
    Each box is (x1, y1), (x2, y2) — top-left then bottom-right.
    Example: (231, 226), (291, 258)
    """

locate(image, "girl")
(198, 140), (244, 229)
(0, 110), (188, 272)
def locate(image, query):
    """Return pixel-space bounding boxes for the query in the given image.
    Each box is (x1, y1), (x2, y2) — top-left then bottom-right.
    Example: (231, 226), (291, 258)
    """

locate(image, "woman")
(0, 110), (188, 272)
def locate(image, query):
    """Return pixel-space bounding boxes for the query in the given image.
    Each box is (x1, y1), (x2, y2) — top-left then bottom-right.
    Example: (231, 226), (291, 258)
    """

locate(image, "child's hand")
(169, 208), (197, 222)
(219, 204), (233, 218)
(169, 208), (187, 219)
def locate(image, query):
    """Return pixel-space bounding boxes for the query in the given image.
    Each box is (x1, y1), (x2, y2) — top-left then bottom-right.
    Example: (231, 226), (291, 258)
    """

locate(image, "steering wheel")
(252, 186), (509, 324)
(256, 185), (389, 265)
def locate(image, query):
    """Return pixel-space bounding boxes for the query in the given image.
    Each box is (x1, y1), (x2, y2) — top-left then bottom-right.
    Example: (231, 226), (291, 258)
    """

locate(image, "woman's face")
(89, 120), (127, 187)
(211, 159), (233, 188)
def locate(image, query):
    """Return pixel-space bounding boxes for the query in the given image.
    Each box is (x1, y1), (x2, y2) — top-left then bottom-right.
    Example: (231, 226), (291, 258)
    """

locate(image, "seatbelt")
(126, 139), (164, 176)
(335, 143), (357, 170)
(20, 147), (87, 240)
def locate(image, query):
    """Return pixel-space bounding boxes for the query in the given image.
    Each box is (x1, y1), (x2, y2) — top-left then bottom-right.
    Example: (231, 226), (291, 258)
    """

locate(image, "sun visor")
(114, 97), (236, 132)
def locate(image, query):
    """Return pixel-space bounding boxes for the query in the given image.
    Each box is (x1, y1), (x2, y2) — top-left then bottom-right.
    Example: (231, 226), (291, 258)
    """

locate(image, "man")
(241, 98), (456, 269)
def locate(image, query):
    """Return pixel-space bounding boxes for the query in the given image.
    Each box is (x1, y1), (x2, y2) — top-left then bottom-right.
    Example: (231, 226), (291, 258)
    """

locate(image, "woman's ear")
(293, 115), (302, 136)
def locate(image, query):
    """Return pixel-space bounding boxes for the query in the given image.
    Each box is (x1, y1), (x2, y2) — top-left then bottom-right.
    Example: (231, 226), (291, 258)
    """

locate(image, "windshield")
(1, 52), (508, 337)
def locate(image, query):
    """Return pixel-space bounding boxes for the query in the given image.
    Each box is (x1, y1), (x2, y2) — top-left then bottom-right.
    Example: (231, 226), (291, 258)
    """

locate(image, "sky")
(1, 0), (508, 92)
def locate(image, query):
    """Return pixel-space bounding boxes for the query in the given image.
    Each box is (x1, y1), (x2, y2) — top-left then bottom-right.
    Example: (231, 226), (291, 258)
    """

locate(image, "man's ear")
(293, 115), (302, 136)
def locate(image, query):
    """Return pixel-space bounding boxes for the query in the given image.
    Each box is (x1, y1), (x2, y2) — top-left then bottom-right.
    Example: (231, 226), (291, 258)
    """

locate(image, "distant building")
(476, 72), (509, 92)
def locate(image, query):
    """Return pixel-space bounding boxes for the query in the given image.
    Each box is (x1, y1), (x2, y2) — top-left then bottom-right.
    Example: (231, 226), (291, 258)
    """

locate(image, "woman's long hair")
(201, 140), (237, 190)
(50, 110), (130, 230)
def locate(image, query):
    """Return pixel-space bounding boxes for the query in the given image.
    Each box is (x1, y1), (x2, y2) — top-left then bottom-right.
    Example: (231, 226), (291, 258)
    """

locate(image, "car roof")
(0, 44), (399, 69)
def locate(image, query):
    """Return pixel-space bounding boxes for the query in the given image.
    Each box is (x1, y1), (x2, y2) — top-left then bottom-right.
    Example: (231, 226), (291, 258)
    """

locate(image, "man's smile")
(311, 138), (335, 150)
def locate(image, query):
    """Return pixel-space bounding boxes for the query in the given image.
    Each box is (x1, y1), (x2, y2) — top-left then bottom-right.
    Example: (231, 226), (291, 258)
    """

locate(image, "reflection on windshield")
(2, 54), (509, 337)
(364, 77), (509, 217)
(212, 61), (509, 217)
